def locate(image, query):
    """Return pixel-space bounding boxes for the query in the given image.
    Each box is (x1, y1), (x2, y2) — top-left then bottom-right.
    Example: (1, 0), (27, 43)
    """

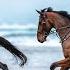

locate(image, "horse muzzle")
(37, 36), (46, 43)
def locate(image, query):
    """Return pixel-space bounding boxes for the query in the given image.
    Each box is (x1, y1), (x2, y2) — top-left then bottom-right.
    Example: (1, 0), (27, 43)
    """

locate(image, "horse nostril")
(45, 39), (46, 41)
(38, 39), (44, 43)
(41, 41), (43, 43)
(40, 40), (44, 43)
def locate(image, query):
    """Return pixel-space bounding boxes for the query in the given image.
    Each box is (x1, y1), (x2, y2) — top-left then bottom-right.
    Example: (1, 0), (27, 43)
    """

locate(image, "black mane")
(47, 7), (70, 19)
(55, 11), (70, 19)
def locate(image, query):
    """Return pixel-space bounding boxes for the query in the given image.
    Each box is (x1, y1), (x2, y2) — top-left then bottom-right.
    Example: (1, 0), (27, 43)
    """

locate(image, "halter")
(37, 19), (52, 40)
(37, 19), (48, 37)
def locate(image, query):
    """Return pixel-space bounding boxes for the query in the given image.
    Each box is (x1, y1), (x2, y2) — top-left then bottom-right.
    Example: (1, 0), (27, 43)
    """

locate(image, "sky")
(0, 0), (70, 23)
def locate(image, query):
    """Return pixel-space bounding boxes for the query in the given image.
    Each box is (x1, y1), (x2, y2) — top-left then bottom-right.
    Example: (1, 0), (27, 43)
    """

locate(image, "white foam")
(0, 23), (37, 29)
(5, 36), (61, 48)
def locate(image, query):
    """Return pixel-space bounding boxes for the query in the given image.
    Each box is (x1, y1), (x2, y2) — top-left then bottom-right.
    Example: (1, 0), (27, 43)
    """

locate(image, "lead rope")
(50, 30), (61, 43)
(44, 26), (70, 43)
(45, 29), (70, 43)
(56, 33), (62, 43)
(61, 30), (70, 43)
(56, 26), (70, 43)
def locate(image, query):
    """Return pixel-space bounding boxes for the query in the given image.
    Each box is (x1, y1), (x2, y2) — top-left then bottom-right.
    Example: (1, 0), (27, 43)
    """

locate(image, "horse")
(0, 37), (27, 70)
(36, 7), (70, 70)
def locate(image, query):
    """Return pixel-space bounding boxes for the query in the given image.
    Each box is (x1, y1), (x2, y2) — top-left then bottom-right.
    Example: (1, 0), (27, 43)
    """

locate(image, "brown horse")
(36, 7), (70, 70)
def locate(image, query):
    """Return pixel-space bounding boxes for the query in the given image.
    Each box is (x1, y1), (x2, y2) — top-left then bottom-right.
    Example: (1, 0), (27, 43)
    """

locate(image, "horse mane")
(46, 7), (70, 20)
(55, 11), (70, 19)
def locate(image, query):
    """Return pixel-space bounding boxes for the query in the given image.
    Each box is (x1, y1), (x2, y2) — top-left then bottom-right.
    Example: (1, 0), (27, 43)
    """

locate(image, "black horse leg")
(0, 37), (27, 66)
(0, 62), (8, 70)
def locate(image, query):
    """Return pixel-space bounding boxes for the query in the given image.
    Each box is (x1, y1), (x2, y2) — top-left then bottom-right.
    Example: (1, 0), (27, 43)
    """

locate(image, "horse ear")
(47, 7), (53, 12)
(41, 8), (47, 12)
(36, 10), (41, 14)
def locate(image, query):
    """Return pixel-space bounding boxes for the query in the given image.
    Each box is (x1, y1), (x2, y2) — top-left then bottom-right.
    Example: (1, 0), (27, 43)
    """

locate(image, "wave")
(3, 35), (61, 48)
(4, 33), (36, 37)
(0, 23), (61, 47)
(0, 23), (37, 37)
(0, 23), (37, 30)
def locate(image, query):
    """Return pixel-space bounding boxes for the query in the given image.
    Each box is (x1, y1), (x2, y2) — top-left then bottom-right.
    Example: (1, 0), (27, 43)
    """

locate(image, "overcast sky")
(0, 0), (70, 23)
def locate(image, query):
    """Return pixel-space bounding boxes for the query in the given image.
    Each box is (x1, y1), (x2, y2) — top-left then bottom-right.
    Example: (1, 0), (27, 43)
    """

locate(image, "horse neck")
(51, 13), (70, 41)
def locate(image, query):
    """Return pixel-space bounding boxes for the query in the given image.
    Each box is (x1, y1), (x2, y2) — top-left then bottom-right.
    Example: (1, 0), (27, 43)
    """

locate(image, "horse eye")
(43, 16), (45, 18)
(42, 22), (45, 24)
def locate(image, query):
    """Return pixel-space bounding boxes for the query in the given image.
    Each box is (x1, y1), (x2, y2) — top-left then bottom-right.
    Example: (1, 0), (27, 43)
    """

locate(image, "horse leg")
(52, 42), (70, 70)
(0, 37), (27, 66)
(60, 44), (70, 70)
(0, 62), (8, 70)
(60, 57), (70, 70)
(60, 60), (70, 70)
(60, 67), (70, 70)
(50, 57), (70, 70)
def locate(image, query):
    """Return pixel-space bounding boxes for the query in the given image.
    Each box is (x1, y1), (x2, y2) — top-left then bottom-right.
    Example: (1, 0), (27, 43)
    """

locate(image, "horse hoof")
(2, 64), (8, 70)
(20, 62), (25, 66)
(24, 56), (27, 64)
(20, 57), (27, 66)
(50, 62), (58, 70)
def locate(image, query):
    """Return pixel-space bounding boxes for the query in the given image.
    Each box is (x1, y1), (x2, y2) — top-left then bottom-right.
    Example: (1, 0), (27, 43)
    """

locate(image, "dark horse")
(37, 7), (70, 70)
(0, 37), (27, 70)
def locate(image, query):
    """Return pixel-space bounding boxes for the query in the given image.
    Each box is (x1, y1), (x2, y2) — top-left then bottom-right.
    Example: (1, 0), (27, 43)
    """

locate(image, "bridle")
(56, 25), (70, 43)
(38, 13), (70, 43)
(38, 19), (70, 43)
(37, 19), (51, 38)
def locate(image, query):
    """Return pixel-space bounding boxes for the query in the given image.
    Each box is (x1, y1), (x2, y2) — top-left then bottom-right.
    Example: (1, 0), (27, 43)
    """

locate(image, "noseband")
(37, 19), (51, 39)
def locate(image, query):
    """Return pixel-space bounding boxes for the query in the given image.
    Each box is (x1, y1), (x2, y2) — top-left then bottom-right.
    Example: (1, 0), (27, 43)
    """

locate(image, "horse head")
(36, 8), (53, 43)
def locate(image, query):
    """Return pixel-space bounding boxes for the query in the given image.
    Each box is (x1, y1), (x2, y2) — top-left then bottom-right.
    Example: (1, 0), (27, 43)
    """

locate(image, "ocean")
(0, 23), (63, 70)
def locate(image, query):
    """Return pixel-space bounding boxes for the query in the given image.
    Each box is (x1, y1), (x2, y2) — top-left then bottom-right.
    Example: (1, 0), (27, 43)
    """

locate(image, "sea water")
(0, 23), (63, 70)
